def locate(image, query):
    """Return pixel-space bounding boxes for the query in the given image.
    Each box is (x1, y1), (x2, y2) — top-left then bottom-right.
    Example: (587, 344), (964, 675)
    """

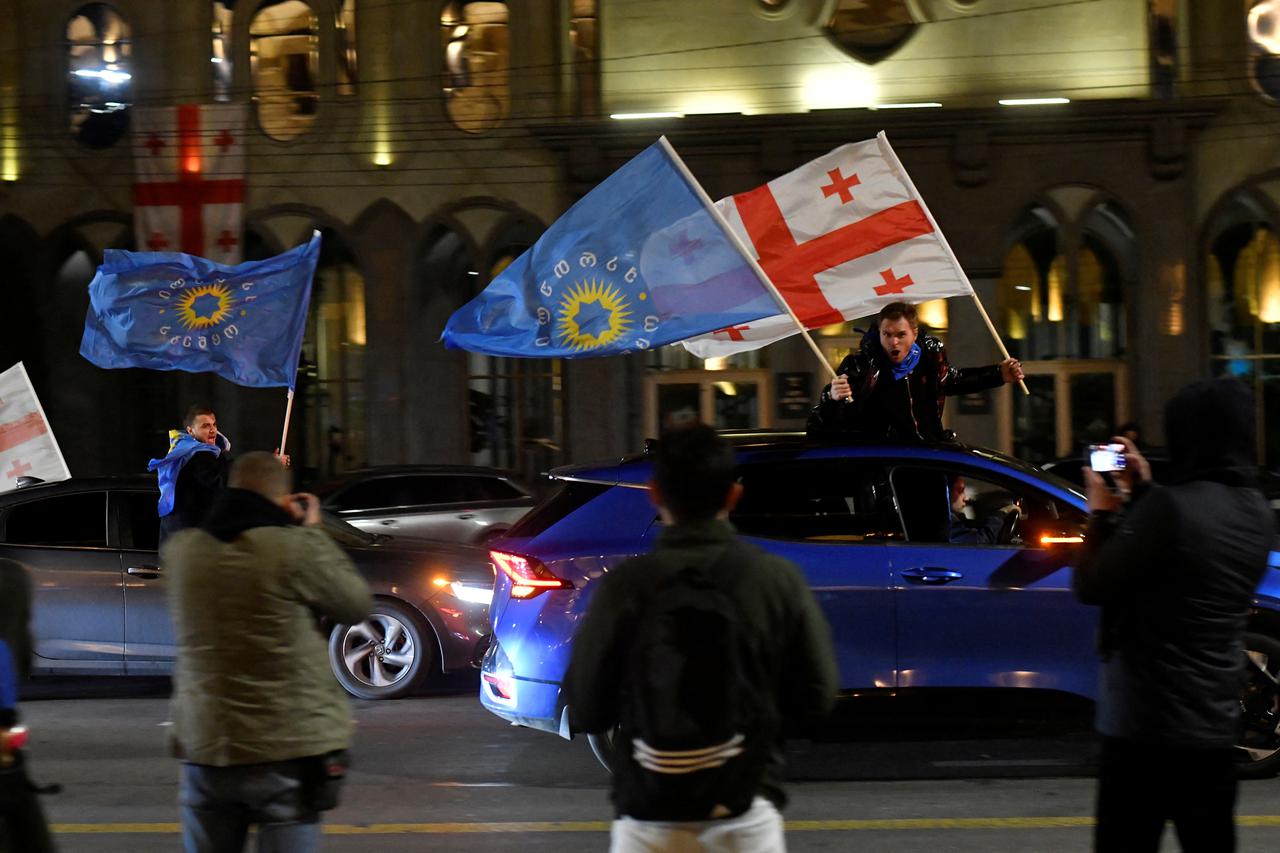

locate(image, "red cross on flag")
(681, 132), (974, 359)
(132, 104), (247, 264)
(0, 362), (71, 493)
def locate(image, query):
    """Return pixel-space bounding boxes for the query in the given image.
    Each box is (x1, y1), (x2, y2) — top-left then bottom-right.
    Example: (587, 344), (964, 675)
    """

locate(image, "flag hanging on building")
(132, 103), (247, 264)
(0, 362), (71, 493)
(680, 132), (975, 359)
(441, 138), (778, 358)
(79, 232), (321, 389)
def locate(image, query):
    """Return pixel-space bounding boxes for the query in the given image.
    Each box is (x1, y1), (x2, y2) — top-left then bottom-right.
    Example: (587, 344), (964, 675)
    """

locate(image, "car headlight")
(447, 581), (494, 606)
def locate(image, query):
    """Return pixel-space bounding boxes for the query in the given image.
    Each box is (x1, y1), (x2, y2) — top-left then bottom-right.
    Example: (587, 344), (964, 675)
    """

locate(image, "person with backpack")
(564, 423), (838, 852)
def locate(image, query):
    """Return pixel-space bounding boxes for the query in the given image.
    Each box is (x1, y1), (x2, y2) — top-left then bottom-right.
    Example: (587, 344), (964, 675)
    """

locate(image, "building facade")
(0, 0), (1277, 485)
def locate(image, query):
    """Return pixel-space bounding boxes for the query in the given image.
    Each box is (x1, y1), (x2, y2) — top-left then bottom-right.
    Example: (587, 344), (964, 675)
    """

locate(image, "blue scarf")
(147, 431), (223, 518)
(890, 343), (922, 380)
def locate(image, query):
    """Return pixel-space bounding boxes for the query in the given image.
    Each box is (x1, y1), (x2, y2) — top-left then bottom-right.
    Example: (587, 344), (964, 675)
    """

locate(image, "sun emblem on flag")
(556, 278), (632, 351)
(175, 283), (235, 330)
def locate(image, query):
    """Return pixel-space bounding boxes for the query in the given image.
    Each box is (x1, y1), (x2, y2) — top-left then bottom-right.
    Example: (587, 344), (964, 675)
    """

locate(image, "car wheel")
(587, 726), (622, 773)
(1238, 632), (1280, 778)
(328, 599), (434, 700)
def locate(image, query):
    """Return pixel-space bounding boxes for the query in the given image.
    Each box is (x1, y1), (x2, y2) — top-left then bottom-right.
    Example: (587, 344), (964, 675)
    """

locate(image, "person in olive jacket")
(1073, 378), (1274, 853)
(162, 452), (371, 853)
(807, 301), (1023, 440)
(565, 424), (837, 851)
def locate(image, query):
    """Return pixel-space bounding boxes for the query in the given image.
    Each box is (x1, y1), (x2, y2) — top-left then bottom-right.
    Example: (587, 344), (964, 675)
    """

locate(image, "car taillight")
(490, 550), (572, 599)
(1, 725), (28, 753)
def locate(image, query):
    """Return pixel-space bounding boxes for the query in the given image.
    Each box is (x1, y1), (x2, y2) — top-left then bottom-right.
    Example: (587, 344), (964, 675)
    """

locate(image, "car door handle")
(127, 565), (163, 579)
(900, 568), (963, 585)
(457, 513), (476, 520)
(379, 520), (398, 526)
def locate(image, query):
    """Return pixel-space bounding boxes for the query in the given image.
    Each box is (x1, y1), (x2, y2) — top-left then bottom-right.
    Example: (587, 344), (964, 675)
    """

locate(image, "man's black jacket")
(806, 332), (1002, 440)
(1073, 379), (1275, 747)
(563, 519), (838, 814)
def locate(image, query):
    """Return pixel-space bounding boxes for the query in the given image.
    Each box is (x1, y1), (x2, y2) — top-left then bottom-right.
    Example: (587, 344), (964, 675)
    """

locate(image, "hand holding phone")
(1086, 443), (1128, 473)
(288, 492), (322, 527)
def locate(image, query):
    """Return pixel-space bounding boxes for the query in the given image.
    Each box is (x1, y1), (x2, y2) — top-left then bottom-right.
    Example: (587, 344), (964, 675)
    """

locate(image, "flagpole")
(279, 387), (295, 459)
(876, 132), (1030, 396)
(657, 137), (839, 381)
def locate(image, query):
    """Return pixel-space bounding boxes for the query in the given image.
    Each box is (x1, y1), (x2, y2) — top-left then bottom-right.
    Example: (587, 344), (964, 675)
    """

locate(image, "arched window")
(1249, 0), (1280, 102)
(66, 4), (132, 148)
(301, 229), (367, 478)
(336, 0), (357, 96)
(212, 2), (234, 101)
(998, 199), (1132, 464)
(441, 1), (510, 134)
(1206, 194), (1280, 464)
(250, 1), (318, 141)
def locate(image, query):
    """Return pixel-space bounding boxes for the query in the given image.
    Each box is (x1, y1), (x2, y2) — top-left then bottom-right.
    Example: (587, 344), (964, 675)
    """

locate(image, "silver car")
(0, 477), (493, 700)
(313, 465), (536, 545)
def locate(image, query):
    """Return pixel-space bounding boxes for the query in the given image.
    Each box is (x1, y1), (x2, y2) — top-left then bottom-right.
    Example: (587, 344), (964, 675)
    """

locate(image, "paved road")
(14, 676), (1280, 851)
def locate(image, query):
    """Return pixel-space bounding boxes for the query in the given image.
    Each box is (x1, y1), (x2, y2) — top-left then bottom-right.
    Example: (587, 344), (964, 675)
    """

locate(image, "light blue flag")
(79, 233), (320, 388)
(441, 139), (778, 358)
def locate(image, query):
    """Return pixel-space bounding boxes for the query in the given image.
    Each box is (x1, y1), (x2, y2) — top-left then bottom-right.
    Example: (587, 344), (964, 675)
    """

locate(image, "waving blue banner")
(441, 139), (777, 358)
(79, 232), (320, 388)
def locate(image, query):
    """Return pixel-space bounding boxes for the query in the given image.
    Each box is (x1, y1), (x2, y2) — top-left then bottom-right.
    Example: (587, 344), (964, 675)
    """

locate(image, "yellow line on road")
(50, 816), (1280, 834)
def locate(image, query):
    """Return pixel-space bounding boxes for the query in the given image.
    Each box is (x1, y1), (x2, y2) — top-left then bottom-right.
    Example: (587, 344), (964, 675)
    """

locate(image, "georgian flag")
(680, 132), (974, 358)
(0, 363), (70, 493)
(132, 104), (248, 264)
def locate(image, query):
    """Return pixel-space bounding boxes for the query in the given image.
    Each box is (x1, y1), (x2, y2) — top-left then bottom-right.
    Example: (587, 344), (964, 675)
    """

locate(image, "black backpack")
(614, 541), (778, 821)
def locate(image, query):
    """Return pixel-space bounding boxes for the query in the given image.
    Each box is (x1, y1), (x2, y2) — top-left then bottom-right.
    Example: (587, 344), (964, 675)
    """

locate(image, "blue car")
(480, 432), (1280, 776)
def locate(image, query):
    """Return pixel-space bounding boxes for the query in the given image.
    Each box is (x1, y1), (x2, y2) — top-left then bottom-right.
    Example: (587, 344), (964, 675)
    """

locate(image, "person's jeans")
(610, 796), (786, 853)
(179, 761), (322, 853)
(1094, 736), (1237, 853)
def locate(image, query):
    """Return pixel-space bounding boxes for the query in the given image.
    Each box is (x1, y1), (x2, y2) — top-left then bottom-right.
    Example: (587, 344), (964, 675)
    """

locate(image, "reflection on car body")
(0, 477), (493, 700)
(312, 465), (536, 545)
(479, 431), (1280, 775)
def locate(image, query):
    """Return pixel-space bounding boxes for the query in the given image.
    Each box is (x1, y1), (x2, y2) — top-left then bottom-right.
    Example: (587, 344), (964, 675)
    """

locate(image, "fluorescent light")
(74, 68), (132, 85)
(999, 97), (1070, 106)
(869, 102), (942, 110)
(211, 57), (224, 64)
(610, 112), (681, 120)
(1015, 284), (1032, 292)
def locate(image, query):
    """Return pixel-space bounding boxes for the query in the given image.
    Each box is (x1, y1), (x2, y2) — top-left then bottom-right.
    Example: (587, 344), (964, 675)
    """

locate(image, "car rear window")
(506, 480), (610, 538)
(2, 492), (108, 547)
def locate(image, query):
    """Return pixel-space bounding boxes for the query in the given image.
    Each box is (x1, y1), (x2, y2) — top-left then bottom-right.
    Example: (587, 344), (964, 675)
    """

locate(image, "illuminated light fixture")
(373, 150), (392, 167)
(73, 68), (132, 85)
(714, 381), (738, 397)
(869, 102), (941, 110)
(1040, 535), (1085, 545)
(610, 112), (681, 120)
(431, 576), (449, 587)
(210, 57), (224, 64)
(704, 357), (728, 371)
(999, 97), (1070, 106)
(1015, 284), (1032, 292)
(467, 270), (479, 276)
(449, 582), (494, 605)
(801, 66), (877, 111)
(1249, 1), (1280, 54)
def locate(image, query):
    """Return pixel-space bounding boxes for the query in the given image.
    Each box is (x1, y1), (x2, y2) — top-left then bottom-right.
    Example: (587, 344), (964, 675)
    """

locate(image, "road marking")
(48, 816), (1280, 834)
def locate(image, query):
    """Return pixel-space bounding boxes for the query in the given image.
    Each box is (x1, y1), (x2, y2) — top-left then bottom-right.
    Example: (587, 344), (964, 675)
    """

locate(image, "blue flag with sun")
(79, 232), (320, 388)
(441, 139), (778, 358)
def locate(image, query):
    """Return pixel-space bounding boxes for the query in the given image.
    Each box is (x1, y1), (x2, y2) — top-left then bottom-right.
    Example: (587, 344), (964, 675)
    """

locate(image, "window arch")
(66, 4), (132, 148)
(250, 1), (319, 141)
(441, 1), (510, 134)
(1206, 192), (1280, 464)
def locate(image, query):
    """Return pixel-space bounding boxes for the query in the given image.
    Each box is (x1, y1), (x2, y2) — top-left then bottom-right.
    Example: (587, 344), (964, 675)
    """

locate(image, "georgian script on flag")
(0, 363), (71, 492)
(681, 133), (973, 359)
(132, 104), (248, 264)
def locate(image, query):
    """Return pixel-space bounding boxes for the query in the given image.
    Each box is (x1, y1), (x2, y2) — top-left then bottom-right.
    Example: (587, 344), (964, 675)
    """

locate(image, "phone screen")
(1087, 443), (1127, 473)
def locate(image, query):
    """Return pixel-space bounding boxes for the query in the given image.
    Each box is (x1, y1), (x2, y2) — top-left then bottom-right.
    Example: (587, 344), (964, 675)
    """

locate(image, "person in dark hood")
(806, 302), (1024, 441)
(1072, 378), (1274, 852)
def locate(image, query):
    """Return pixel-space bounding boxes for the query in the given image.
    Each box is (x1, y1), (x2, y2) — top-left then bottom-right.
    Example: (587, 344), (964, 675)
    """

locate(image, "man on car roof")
(807, 301), (1024, 441)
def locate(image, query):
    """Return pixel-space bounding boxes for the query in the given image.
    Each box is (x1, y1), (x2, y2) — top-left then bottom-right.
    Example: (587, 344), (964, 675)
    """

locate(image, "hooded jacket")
(1073, 378), (1275, 747)
(161, 488), (372, 766)
(806, 330), (1003, 440)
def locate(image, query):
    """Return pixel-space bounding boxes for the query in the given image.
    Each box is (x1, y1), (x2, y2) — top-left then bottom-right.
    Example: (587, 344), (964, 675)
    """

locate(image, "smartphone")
(1086, 443), (1127, 473)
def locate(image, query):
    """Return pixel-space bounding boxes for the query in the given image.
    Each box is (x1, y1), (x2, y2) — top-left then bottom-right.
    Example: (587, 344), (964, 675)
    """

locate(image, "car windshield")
(321, 510), (378, 547)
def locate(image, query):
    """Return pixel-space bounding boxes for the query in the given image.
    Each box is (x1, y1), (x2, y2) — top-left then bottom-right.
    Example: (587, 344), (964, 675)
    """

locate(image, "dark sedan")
(0, 477), (493, 700)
